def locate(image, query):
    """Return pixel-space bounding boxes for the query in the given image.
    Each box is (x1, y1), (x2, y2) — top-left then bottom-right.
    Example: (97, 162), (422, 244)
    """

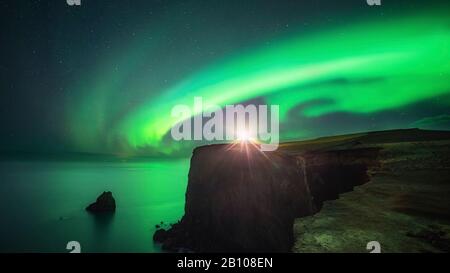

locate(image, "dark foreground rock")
(86, 191), (116, 213)
(155, 129), (450, 252)
(155, 143), (317, 252)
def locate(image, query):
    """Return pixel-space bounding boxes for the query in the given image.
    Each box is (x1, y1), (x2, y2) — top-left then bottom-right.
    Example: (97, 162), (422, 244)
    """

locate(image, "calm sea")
(0, 159), (190, 253)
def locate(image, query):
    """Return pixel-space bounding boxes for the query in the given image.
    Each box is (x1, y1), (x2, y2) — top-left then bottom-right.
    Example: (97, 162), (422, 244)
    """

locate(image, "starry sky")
(0, 0), (449, 156)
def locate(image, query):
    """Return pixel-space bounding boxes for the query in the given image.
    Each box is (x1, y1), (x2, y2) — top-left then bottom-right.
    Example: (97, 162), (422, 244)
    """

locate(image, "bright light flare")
(236, 130), (258, 143)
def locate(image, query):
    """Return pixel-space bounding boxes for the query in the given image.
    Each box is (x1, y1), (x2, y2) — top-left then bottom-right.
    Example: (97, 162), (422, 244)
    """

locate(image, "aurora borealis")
(1, 0), (450, 156)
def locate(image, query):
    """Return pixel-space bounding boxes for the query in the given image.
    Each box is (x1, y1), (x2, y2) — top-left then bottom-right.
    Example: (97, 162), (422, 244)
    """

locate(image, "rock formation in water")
(86, 191), (116, 213)
(154, 129), (450, 252)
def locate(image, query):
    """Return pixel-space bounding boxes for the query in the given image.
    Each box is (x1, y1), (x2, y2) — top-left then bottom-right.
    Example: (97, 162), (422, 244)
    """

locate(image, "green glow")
(70, 9), (450, 154)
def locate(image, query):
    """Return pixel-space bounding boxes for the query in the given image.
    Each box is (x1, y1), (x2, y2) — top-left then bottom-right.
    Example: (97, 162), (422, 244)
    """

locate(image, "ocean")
(0, 159), (190, 253)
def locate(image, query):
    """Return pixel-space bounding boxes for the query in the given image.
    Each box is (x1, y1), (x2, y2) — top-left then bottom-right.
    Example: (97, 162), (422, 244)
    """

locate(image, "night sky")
(0, 0), (449, 156)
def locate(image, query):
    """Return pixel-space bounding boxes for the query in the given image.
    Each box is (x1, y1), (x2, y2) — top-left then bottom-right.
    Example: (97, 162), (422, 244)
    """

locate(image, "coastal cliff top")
(193, 129), (450, 155)
(280, 128), (450, 153)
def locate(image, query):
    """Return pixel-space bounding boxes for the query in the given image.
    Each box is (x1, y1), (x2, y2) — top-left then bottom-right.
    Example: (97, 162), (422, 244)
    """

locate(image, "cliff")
(154, 129), (450, 252)
(155, 143), (316, 252)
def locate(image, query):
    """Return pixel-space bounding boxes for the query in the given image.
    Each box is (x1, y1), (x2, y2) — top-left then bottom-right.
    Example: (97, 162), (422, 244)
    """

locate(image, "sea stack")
(86, 191), (116, 213)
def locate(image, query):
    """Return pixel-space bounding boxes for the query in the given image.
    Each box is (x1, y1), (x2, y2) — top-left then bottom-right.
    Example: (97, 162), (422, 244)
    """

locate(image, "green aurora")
(68, 8), (450, 155)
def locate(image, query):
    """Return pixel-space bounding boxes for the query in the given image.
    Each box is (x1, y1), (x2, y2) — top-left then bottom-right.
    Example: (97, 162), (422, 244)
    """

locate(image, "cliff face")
(293, 140), (450, 253)
(154, 129), (450, 252)
(156, 144), (316, 252)
(154, 144), (380, 252)
(298, 147), (381, 211)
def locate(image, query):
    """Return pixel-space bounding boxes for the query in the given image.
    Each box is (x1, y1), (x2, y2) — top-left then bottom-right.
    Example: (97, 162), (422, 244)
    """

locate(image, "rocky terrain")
(154, 129), (450, 252)
(291, 136), (450, 252)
